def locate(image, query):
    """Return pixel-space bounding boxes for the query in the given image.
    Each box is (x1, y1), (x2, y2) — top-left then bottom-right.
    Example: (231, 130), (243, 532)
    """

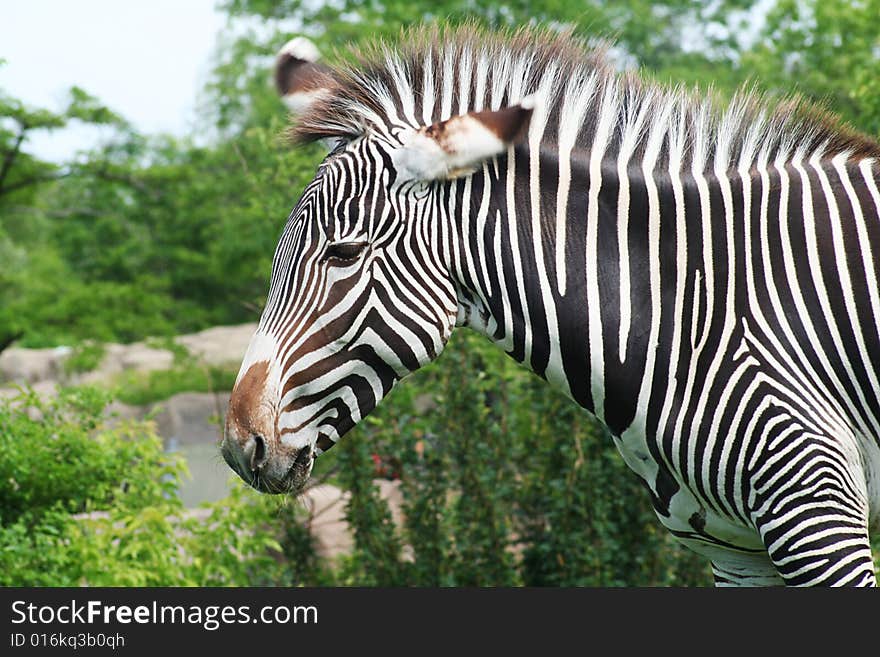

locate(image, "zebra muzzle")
(277, 443), (316, 494)
(294, 443), (314, 468)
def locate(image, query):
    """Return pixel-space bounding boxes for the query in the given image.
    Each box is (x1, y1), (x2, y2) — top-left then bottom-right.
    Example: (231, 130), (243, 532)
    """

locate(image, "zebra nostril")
(250, 434), (269, 472)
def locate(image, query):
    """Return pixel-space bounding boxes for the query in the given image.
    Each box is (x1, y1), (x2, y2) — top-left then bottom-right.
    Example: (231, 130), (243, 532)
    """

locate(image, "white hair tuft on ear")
(392, 100), (534, 181)
(274, 36), (335, 118)
(278, 36), (322, 63)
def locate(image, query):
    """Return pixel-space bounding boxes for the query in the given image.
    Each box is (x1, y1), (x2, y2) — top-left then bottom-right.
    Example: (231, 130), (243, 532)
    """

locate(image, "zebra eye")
(323, 241), (369, 263)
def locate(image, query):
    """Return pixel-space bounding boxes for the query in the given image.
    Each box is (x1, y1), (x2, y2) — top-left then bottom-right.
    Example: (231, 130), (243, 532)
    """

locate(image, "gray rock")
(75, 343), (175, 386)
(0, 380), (57, 401)
(148, 391), (232, 508)
(102, 400), (147, 426)
(1, 322), (258, 390)
(150, 391), (229, 448)
(176, 323), (257, 367)
(0, 346), (68, 385)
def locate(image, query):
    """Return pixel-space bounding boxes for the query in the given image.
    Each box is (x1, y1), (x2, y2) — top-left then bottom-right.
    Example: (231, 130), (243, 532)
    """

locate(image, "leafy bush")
(62, 341), (107, 375)
(0, 386), (177, 522)
(1, 250), (179, 348)
(0, 387), (310, 586)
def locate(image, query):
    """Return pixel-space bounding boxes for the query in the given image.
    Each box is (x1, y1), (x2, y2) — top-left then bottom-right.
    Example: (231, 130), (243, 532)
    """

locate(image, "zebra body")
(223, 27), (880, 586)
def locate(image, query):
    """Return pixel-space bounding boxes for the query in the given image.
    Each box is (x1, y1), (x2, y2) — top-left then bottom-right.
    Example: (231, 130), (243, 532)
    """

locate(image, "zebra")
(221, 25), (880, 586)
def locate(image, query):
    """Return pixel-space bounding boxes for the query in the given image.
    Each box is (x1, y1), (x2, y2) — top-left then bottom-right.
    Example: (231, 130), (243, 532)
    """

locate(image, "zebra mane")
(290, 24), (880, 169)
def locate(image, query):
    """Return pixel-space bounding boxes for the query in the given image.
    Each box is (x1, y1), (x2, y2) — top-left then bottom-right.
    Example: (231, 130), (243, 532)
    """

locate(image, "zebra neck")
(446, 147), (659, 435)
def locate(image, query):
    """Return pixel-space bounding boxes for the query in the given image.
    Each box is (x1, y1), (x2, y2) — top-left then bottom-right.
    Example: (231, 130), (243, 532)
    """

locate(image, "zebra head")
(222, 35), (533, 494)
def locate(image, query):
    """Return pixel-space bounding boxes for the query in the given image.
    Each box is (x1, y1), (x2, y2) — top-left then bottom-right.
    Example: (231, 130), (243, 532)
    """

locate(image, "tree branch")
(89, 168), (160, 200)
(0, 171), (70, 197)
(0, 126), (26, 193)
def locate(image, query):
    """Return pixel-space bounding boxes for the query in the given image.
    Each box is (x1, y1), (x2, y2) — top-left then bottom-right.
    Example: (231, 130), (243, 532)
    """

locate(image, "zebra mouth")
(236, 442), (316, 496)
(279, 443), (316, 494)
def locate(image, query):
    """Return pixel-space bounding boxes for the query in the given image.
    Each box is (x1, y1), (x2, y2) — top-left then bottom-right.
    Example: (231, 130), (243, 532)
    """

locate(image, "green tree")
(739, 0), (880, 136)
(0, 82), (137, 348)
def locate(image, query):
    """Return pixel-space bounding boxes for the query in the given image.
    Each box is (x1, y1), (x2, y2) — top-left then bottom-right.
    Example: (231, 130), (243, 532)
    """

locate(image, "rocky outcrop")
(175, 324), (257, 368)
(0, 323), (257, 389)
(76, 343), (175, 385)
(0, 346), (70, 385)
(151, 392), (228, 448)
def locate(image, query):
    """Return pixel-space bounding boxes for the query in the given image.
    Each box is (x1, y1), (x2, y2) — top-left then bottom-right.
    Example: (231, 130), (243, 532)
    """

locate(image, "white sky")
(0, 0), (226, 161)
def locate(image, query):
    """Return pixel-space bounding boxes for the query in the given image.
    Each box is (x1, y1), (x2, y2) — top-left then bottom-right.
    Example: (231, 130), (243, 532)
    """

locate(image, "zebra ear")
(274, 37), (336, 115)
(393, 98), (535, 181)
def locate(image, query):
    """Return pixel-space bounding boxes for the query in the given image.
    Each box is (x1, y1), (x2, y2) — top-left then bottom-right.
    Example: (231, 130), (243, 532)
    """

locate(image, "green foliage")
(335, 436), (408, 586)
(0, 386), (179, 523)
(62, 341), (106, 375)
(0, 489), (292, 587)
(64, 86), (125, 126)
(0, 387), (306, 586)
(0, 242), (178, 348)
(739, 0), (880, 136)
(273, 502), (340, 586)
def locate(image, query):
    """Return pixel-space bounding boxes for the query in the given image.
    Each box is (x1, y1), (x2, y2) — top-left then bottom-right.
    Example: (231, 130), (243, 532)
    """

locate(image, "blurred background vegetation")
(2, 0), (879, 586)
